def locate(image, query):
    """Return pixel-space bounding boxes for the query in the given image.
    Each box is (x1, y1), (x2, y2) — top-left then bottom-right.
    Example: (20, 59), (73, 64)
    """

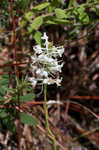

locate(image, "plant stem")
(43, 84), (56, 150)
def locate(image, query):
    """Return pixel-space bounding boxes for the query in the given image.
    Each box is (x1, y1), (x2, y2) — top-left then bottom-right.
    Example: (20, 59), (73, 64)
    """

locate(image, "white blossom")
(38, 55), (54, 64)
(57, 47), (64, 57)
(36, 68), (48, 78)
(33, 45), (42, 54)
(28, 32), (64, 86)
(28, 77), (37, 87)
(41, 32), (50, 50)
(50, 64), (63, 72)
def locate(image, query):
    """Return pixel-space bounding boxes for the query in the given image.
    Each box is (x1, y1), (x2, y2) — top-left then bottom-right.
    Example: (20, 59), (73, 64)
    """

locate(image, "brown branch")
(10, 1), (20, 150)
(0, 62), (28, 68)
(70, 95), (99, 100)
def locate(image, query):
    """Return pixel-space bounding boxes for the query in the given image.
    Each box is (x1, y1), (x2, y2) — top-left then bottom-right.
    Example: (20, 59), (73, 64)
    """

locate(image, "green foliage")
(21, 112), (38, 126)
(15, 0), (30, 12)
(0, 109), (8, 118)
(20, 0), (98, 45)
(68, 0), (77, 7)
(55, 8), (67, 19)
(34, 2), (50, 11)
(0, 109), (17, 133)
(0, 74), (9, 97)
(28, 16), (43, 32)
(74, 6), (89, 24)
(34, 30), (42, 45)
(92, 7), (99, 16)
(20, 93), (35, 102)
(0, 74), (37, 132)
(24, 11), (34, 22)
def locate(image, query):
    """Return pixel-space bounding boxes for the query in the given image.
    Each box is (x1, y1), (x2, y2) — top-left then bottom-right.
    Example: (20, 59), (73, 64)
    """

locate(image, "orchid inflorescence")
(28, 32), (64, 87)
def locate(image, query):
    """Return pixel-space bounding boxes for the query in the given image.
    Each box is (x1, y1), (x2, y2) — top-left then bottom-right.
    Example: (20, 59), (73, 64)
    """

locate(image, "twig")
(10, 1), (20, 150)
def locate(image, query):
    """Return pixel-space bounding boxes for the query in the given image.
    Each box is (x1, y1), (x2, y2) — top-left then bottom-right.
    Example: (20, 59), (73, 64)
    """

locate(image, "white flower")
(43, 77), (62, 86)
(50, 65), (62, 72)
(57, 47), (64, 57)
(41, 32), (48, 41)
(30, 64), (37, 71)
(55, 78), (62, 86)
(43, 78), (49, 84)
(51, 46), (64, 57)
(28, 32), (64, 87)
(33, 45), (42, 54)
(31, 55), (38, 63)
(36, 68), (48, 78)
(41, 32), (50, 51)
(43, 78), (56, 85)
(38, 55), (55, 65)
(56, 63), (64, 72)
(28, 77), (37, 87)
(43, 71), (48, 77)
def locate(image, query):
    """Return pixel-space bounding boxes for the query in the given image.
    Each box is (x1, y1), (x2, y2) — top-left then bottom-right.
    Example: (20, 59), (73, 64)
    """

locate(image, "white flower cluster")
(29, 32), (64, 86)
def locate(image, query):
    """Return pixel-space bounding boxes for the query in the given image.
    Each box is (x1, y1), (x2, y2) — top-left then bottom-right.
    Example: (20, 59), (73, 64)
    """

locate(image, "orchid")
(28, 32), (64, 150)
(28, 32), (64, 86)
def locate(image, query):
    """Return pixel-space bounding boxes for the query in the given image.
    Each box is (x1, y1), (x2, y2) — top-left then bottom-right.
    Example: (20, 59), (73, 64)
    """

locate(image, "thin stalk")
(43, 84), (56, 150)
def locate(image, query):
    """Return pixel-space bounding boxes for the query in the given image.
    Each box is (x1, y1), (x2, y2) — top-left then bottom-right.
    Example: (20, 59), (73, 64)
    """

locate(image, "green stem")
(43, 84), (56, 150)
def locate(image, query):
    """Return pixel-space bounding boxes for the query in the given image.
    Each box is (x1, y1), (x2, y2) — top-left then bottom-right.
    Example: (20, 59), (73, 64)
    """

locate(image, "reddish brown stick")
(10, 0), (20, 150)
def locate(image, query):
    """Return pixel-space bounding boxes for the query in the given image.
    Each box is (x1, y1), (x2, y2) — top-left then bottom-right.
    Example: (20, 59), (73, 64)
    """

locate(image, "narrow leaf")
(55, 8), (67, 19)
(79, 12), (89, 24)
(92, 8), (99, 16)
(25, 11), (34, 21)
(21, 112), (38, 126)
(54, 18), (71, 24)
(21, 20), (27, 27)
(46, 20), (57, 25)
(20, 93), (35, 102)
(28, 16), (43, 32)
(34, 2), (50, 11)
(0, 110), (8, 118)
(34, 31), (42, 45)
(0, 96), (3, 101)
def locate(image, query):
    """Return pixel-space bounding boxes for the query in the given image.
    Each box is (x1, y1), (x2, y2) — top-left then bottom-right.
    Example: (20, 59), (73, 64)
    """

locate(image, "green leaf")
(0, 78), (9, 85)
(25, 11), (34, 21)
(55, 8), (67, 19)
(28, 16), (43, 32)
(54, 18), (71, 24)
(0, 110), (8, 118)
(22, 0), (30, 11)
(79, 12), (89, 24)
(77, 6), (85, 14)
(21, 20), (27, 27)
(0, 27), (3, 33)
(3, 117), (17, 133)
(0, 75), (9, 96)
(21, 112), (38, 126)
(20, 93), (35, 102)
(74, 6), (89, 24)
(46, 20), (57, 25)
(69, 27), (78, 36)
(34, 2), (50, 11)
(34, 31), (42, 45)
(92, 7), (99, 16)
(74, 6), (84, 16)
(94, 0), (99, 2)
(0, 96), (3, 101)
(0, 86), (8, 96)
(69, 0), (77, 7)
(58, 0), (63, 3)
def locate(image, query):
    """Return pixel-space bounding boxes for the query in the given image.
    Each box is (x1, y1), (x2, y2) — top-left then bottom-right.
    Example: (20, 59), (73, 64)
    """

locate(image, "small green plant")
(28, 32), (64, 150)
(0, 74), (38, 135)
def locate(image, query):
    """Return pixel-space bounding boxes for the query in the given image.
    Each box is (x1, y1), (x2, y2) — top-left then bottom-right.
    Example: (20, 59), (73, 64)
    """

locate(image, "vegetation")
(0, 0), (99, 150)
